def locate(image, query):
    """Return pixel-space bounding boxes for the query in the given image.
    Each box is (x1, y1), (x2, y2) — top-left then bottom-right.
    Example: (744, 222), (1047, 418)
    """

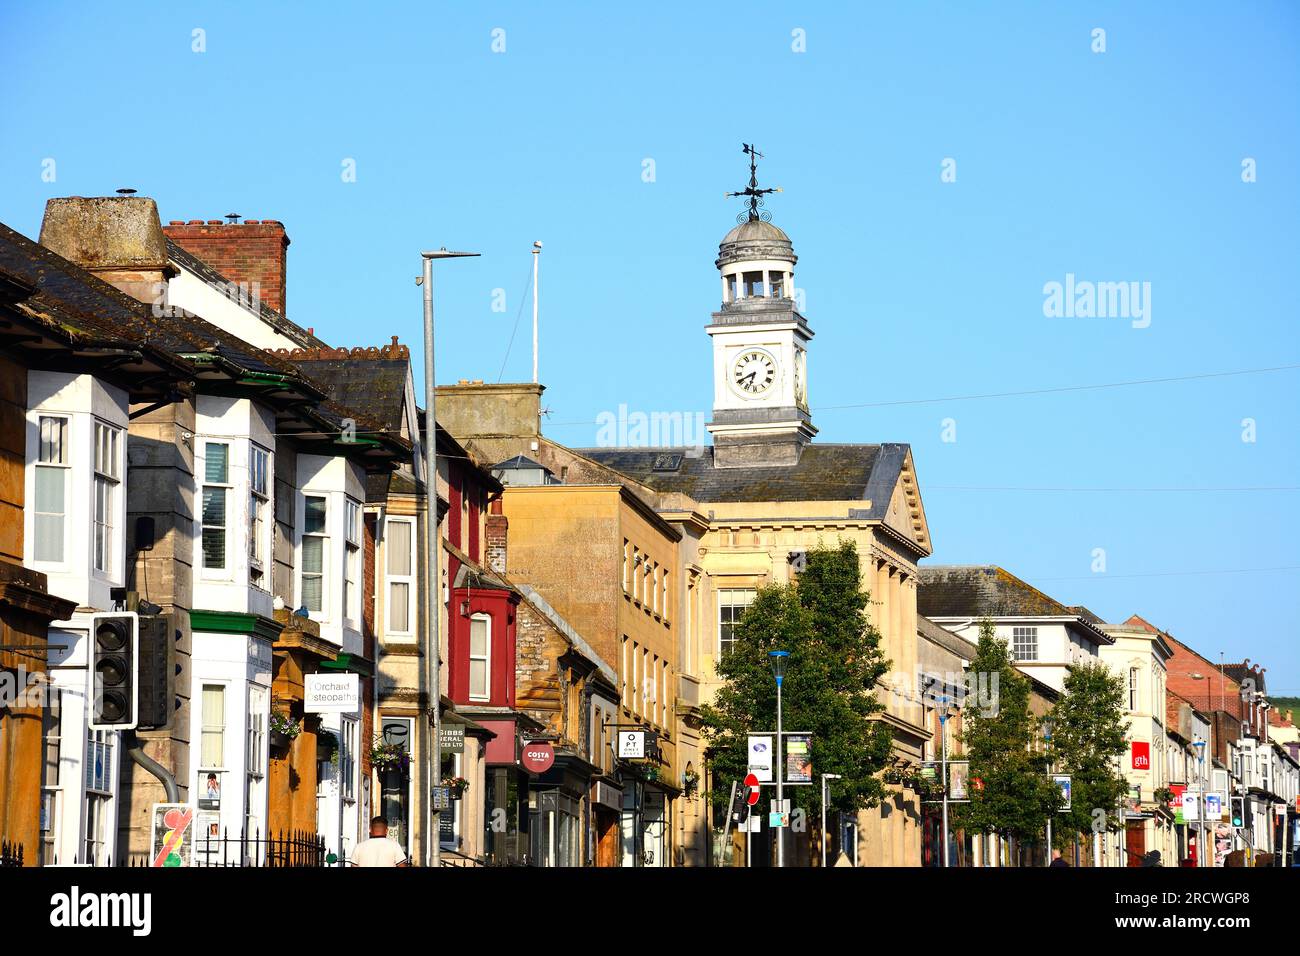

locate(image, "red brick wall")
(485, 513), (508, 575)
(163, 219), (290, 314)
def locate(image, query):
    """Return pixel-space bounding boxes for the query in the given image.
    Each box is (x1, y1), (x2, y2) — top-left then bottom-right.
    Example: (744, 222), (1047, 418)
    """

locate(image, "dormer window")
(34, 415), (69, 563)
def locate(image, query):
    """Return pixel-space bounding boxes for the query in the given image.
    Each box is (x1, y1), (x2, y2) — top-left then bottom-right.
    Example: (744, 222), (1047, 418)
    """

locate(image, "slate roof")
(0, 221), (408, 464)
(917, 565), (1113, 644)
(285, 358), (409, 434)
(575, 442), (909, 509)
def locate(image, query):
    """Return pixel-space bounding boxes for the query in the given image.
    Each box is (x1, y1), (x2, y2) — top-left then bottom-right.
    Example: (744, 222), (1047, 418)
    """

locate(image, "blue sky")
(3, 2), (1297, 691)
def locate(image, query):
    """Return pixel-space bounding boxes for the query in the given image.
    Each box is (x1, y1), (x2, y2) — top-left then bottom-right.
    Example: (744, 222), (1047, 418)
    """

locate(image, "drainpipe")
(125, 730), (179, 803)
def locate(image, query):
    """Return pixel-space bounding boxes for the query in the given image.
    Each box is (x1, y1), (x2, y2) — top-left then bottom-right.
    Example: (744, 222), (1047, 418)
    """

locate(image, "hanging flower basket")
(371, 739), (411, 775)
(269, 710), (301, 748)
(443, 776), (469, 799)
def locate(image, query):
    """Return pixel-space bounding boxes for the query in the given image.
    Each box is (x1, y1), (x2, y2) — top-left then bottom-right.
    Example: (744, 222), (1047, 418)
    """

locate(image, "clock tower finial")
(725, 144), (782, 224)
(707, 147), (816, 468)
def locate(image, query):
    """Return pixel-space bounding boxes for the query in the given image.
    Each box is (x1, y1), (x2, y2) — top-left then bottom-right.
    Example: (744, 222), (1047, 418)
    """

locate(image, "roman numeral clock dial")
(732, 349), (776, 396)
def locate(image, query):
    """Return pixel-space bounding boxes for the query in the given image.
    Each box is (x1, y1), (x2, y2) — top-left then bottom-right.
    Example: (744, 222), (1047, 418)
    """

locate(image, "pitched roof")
(575, 442), (906, 507)
(165, 238), (327, 349)
(917, 565), (1112, 643)
(280, 355), (410, 435)
(0, 220), (408, 467)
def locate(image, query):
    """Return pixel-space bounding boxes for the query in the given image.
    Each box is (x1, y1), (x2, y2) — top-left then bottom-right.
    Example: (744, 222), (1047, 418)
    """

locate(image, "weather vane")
(725, 143), (782, 224)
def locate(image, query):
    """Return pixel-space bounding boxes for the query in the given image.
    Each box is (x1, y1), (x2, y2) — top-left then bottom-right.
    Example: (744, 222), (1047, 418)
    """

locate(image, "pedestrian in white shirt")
(349, 816), (410, 867)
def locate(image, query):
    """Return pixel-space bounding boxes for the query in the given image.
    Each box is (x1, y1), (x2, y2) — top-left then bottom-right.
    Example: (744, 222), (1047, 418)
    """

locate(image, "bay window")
(92, 421), (121, 576)
(343, 499), (361, 626)
(34, 415), (69, 563)
(249, 445), (269, 584)
(201, 443), (230, 570)
(302, 495), (327, 614)
(469, 613), (491, 701)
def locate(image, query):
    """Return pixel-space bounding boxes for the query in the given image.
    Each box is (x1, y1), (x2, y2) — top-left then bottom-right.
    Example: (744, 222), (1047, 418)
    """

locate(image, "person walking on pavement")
(1049, 849), (1070, 867)
(349, 816), (410, 867)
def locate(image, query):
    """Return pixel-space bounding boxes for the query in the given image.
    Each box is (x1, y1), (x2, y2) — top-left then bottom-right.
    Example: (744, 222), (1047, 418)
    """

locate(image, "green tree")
(954, 620), (1059, 851)
(700, 541), (894, 826)
(1048, 660), (1129, 844)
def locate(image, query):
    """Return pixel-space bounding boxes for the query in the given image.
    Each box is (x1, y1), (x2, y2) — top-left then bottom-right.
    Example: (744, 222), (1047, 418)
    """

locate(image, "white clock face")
(732, 349), (777, 396)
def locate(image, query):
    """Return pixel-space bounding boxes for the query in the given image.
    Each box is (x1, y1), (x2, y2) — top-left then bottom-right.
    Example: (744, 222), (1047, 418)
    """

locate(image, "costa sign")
(521, 740), (555, 773)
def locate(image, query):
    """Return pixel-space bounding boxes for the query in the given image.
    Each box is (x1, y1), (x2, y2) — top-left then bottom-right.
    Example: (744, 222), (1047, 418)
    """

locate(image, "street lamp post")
(937, 695), (953, 868)
(1193, 738), (1206, 868)
(1043, 716), (1055, 867)
(770, 650), (789, 868)
(420, 248), (479, 869)
(820, 773), (842, 868)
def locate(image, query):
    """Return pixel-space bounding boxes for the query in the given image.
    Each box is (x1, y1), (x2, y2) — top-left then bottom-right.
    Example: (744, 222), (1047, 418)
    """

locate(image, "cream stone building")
(437, 160), (934, 866)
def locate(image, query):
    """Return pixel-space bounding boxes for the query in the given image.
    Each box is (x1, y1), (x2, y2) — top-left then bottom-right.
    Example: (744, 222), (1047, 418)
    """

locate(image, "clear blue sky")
(3, 2), (1297, 692)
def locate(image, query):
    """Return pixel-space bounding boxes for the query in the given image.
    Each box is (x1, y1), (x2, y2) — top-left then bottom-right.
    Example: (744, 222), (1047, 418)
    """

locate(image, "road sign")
(1205, 791), (1224, 821)
(744, 773), (761, 806)
(618, 730), (646, 759)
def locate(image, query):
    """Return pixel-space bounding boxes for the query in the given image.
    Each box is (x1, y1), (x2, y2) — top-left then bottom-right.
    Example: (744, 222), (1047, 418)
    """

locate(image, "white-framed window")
(651, 564), (659, 615)
(1012, 626), (1038, 662)
(201, 442), (231, 571)
(661, 569), (669, 623)
(200, 684), (226, 768)
(34, 415), (69, 563)
(385, 517), (415, 635)
(84, 727), (114, 865)
(341, 716), (358, 803)
(622, 539), (630, 594)
(40, 689), (62, 865)
(469, 613), (491, 701)
(718, 588), (756, 658)
(343, 499), (361, 626)
(92, 421), (120, 576)
(632, 548), (641, 603)
(246, 689), (266, 779)
(249, 444), (270, 585)
(302, 495), (328, 615)
(1129, 667), (1140, 713)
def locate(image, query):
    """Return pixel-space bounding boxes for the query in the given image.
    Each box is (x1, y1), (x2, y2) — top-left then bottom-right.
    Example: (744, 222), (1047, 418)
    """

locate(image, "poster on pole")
(785, 733), (812, 784)
(1052, 774), (1073, 811)
(747, 735), (774, 783)
(948, 760), (970, 802)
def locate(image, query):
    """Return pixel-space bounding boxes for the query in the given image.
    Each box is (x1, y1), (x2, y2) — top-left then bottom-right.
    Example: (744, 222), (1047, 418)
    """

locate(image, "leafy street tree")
(1048, 660), (1130, 845)
(954, 620), (1059, 855)
(700, 541), (894, 832)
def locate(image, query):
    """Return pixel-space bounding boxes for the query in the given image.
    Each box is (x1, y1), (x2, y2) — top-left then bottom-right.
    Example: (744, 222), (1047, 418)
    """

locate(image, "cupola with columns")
(706, 145), (816, 468)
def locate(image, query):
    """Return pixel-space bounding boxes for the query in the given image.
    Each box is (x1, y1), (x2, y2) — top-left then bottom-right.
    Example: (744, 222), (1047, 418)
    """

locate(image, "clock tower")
(707, 145), (816, 467)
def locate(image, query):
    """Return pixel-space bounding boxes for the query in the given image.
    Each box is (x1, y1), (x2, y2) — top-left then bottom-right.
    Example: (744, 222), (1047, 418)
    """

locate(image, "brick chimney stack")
(485, 501), (508, 575)
(163, 219), (290, 315)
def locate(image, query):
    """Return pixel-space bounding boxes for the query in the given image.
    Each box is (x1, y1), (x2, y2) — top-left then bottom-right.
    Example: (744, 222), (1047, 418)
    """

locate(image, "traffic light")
(89, 612), (138, 730)
(135, 613), (172, 730)
(1230, 795), (1245, 829)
